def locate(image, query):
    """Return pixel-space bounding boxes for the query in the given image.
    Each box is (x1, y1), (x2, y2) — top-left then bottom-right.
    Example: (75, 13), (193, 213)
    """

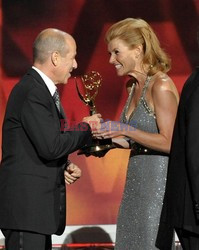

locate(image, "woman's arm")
(94, 76), (179, 154)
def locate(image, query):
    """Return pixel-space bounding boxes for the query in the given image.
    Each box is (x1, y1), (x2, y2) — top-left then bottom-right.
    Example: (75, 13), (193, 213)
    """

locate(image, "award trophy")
(75, 71), (114, 156)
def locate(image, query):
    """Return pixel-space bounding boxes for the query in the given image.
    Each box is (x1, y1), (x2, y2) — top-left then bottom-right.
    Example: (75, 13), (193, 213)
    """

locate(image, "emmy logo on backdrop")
(75, 71), (114, 156)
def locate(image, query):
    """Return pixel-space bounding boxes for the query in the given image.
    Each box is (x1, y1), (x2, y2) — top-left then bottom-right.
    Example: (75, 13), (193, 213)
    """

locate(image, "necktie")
(53, 89), (61, 112)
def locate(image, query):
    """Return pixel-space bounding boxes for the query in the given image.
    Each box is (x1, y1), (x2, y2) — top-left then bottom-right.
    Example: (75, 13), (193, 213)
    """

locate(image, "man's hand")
(82, 113), (102, 131)
(64, 162), (82, 185)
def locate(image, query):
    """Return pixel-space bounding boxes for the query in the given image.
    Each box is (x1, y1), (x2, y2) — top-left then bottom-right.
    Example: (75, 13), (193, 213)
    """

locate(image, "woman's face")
(107, 38), (141, 77)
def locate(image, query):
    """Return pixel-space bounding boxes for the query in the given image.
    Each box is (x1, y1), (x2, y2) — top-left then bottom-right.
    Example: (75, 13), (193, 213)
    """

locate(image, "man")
(156, 37), (199, 249)
(0, 28), (100, 249)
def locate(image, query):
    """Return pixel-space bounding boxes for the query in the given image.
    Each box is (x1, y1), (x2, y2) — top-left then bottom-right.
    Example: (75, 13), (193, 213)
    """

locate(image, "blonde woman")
(93, 18), (179, 249)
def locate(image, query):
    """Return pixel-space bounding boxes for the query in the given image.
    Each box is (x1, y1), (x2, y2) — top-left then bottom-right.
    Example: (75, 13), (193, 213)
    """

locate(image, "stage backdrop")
(0, 0), (199, 227)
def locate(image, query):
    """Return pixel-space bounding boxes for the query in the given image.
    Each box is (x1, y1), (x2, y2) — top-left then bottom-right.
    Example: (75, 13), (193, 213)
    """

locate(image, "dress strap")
(120, 81), (135, 123)
(141, 76), (152, 99)
(141, 75), (156, 118)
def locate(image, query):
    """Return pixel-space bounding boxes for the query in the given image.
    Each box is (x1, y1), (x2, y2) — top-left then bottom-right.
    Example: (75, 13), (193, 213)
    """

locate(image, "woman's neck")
(128, 64), (150, 85)
(128, 71), (148, 85)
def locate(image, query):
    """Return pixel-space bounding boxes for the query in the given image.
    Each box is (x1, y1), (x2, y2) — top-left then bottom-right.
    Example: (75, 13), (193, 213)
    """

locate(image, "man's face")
(56, 36), (77, 84)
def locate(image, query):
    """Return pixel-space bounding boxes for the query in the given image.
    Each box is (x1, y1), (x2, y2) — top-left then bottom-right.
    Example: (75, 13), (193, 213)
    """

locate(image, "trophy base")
(77, 139), (115, 156)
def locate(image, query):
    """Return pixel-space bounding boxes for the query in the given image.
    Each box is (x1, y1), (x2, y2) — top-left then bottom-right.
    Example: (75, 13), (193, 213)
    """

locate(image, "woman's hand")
(92, 120), (133, 139)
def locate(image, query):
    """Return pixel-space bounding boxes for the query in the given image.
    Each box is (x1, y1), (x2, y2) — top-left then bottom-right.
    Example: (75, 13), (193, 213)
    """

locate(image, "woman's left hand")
(93, 120), (131, 139)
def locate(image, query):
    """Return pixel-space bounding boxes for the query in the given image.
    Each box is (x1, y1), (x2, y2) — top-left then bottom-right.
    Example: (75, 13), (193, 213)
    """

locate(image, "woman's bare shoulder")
(152, 72), (174, 89)
(152, 72), (179, 101)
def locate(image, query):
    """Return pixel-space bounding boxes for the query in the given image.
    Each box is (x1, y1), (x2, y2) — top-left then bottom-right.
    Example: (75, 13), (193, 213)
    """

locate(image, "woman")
(94, 18), (179, 249)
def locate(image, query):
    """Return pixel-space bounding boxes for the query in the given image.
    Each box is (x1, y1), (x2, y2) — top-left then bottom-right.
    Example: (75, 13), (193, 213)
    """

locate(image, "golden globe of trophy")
(75, 71), (114, 156)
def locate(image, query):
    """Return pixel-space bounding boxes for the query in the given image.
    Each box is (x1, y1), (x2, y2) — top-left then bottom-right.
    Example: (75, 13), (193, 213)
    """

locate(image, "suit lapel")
(60, 105), (66, 119)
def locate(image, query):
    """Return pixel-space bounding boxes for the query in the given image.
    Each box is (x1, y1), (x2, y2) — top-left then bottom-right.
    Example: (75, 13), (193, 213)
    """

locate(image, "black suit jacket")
(156, 67), (199, 249)
(0, 68), (92, 235)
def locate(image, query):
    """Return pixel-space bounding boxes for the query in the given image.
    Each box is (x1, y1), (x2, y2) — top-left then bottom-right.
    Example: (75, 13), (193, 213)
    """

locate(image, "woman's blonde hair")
(105, 18), (171, 75)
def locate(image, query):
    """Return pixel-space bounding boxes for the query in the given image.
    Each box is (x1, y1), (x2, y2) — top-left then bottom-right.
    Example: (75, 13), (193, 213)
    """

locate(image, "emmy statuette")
(75, 71), (114, 156)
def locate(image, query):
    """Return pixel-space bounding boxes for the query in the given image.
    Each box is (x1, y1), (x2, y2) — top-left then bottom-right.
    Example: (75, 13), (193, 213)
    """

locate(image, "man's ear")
(51, 51), (59, 66)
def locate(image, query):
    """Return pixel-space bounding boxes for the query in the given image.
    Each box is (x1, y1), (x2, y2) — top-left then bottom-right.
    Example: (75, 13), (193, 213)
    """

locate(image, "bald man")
(0, 28), (100, 250)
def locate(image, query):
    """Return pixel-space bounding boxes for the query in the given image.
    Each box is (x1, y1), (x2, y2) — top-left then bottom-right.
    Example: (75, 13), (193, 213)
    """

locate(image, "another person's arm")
(186, 85), (199, 219)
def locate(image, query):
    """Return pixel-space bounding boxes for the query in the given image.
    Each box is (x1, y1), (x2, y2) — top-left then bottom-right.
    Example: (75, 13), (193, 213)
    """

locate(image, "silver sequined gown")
(114, 77), (170, 250)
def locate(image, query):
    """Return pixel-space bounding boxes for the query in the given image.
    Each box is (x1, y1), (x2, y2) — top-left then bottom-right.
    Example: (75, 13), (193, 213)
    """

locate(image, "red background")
(0, 0), (199, 226)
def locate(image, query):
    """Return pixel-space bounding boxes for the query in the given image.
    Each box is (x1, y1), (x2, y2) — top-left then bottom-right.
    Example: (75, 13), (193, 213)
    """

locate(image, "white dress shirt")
(32, 66), (57, 96)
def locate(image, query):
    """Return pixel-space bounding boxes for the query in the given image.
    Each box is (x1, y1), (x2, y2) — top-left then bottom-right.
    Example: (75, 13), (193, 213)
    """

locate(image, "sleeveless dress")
(114, 76), (170, 250)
